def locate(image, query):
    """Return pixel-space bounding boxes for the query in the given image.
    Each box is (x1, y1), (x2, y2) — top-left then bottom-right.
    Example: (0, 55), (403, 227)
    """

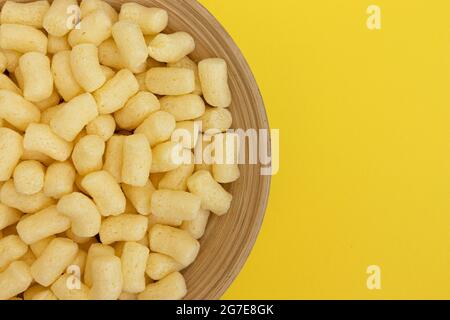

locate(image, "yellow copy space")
(199, 0), (450, 299)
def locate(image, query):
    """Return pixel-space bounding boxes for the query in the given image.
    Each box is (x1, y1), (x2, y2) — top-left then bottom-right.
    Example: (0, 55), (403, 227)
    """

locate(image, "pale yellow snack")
(19, 52), (53, 102)
(57, 192), (101, 238)
(121, 180), (155, 216)
(148, 213), (182, 229)
(118, 292), (137, 300)
(112, 20), (147, 73)
(173, 121), (201, 149)
(198, 58), (232, 108)
(24, 123), (73, 161)
(70, 43), (106, 92)
(154, 158), (194, 191)
(94, 68), (139, 114)
(101, 65), (116, 81)
(66, 230), (92, 245)
(72, 135), (105, 176)
(121, 241), (149, 293)
(50, 93), (99, 142)
(13, 160), (45, 195)
(81, 170), (126, 216)
(160, 94), (205, 121)
(23, 284), (46, 300)
(137, 234), (149, 248)
(31, 289), (58, 300)
(0, 203), (22, 231)
(2, 49), (21, 73)
(0, 24), (47, 54)
(0, 90), (40, 131)
(51, 50), (84, 102)
(98, 38), (126, 70)
(99, 214), (148, 245)
(145, 253), (183, 281)
(70, 247), (87, 276)
(78, 237), (98, 252)
(0, 235), (28, 270)
(80, 0), (118, 22)
(167, 56), (202, 95)
(211, 132), (241, 183)
(18, 248), (36, 267)
(44, 161), (76, 199)
(40, 104), (63, 125)
(138, 271), (187, 300)
(31, 237), (78, 286)
(0, 51), (7, 74)
(21, 148), (54, 167)
(29, 236), (54, 257)
(197, 106), (233, 133)
(89, 255), (122, 300)
(0, 128), (23, 181)
(135, 111), (176, 147)
(70, 246), (88, 271)
(119, 3), (167, 35)
(47, 35), (71, 54)
(135, 71), (147, 91)
(51, 273), (90, 300)
(84, 243), (114, 286)
(68, 9), (112, 46)
(114, 91), (160, 130)
(16, 205), (70, 244)
(187, 170), (232, 216)
(151, 190), (201, 221)
(121, 134), (151, 187)
(0, 0), (50, 28)
(148, 32), (195, 63)
(187, 170), (232, 215)
(148, 224), (200, 266)
(0, 180), (54, 214)
(0, 261), (33, 300)
(151, 141), (188, 173)
(103, 135), (124, 182)
(86, 114), (116, 141)
(180, 208), (210, 239)
(145, 67), (195, 96)
(13, 65), (24, 90)
(43, 0), (79, 37)
(0, 73), (21, 94)
(35, 90), (61, 111)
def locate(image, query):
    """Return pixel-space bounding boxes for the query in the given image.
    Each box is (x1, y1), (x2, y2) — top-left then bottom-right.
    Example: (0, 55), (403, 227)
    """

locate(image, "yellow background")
(199, 0), (450, 299)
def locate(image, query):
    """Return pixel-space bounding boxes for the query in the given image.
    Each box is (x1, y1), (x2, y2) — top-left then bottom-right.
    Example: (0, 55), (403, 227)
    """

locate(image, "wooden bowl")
(2, 0), (271, 299)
